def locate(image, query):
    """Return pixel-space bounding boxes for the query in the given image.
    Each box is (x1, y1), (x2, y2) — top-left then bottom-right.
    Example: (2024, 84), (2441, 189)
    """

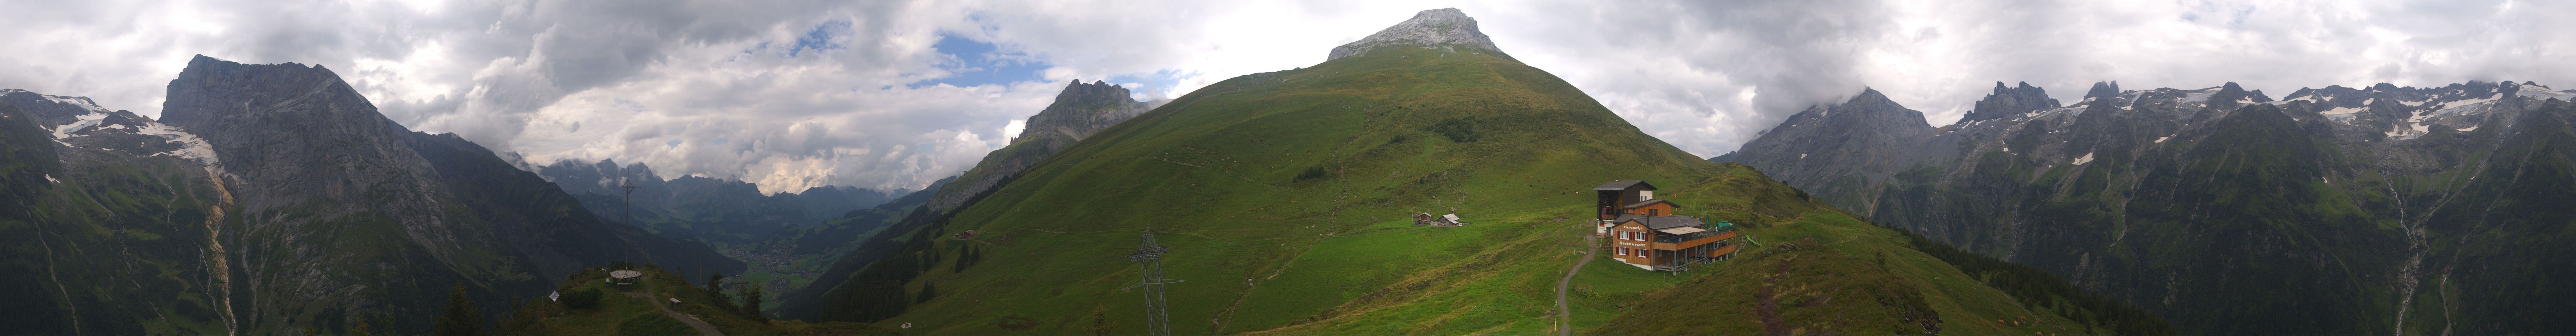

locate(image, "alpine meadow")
(8, 2), (2576, 335)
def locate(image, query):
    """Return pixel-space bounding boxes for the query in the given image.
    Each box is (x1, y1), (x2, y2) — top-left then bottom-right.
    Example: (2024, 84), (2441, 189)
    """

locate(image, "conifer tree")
(349, 315), (373, 336)
(434, 285), (483, 336)
(916, 282), (938, 303)
(706, 273), (725, 295)
(738, 283), (768, 323)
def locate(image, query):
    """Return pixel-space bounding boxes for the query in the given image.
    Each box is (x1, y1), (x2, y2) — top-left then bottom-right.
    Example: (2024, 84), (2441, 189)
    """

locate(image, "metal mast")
(1124, 229), (1181, 336)
(614, 179), (643, 226)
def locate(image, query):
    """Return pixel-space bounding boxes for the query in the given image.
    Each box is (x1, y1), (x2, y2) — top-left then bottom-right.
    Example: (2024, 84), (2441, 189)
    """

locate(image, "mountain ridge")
(777, 10), (2161, 335)
(1719, 78), (2576, 334)
(113, 54), (744, 334)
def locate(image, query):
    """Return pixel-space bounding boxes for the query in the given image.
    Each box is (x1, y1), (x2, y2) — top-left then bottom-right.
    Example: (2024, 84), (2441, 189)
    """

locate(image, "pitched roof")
(1623, 199), (1674, 209)
(1618, 215), (1706, 230)
(1593, 180), (1656, 191)
(1656, 226), (1708, 235)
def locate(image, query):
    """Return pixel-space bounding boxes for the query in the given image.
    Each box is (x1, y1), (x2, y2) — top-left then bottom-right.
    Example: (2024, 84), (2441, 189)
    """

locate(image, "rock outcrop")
(1019, 80), (1153, 145)
(2084, 81), (2123, 100)
(1958, 81), (2061, 123)
(922, 79), (1160, 213)
(1327, 8), (1512, 61)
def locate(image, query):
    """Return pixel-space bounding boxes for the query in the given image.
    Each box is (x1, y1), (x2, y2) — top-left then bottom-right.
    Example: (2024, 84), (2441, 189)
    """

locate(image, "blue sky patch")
(1109, 69), (1191, 101)
(787, 20), (850, 57)
(907, 32), (1053, 89)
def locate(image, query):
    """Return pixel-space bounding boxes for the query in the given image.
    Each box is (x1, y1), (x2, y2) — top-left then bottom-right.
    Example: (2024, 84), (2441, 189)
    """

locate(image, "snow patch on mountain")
(2521, 89), (2576, 100)
(137, 122), (222, 165)
(2180, 87), (2219, 103)
(19, 90), (224, 165)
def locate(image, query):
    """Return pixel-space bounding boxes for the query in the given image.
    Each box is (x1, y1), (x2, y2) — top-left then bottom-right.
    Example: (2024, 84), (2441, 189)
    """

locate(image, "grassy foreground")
(786, 46), (2162, 335)
(498, 265), (896, 336)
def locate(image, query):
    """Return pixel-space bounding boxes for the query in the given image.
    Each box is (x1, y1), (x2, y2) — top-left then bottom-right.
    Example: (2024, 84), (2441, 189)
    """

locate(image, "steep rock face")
(1959, 81), (2062, 123)
(1020, 80), (1152, 144)
(1327, 8), (1512, 61)
(1719, 79), (2576, 334)
(155, 55), (739, 334)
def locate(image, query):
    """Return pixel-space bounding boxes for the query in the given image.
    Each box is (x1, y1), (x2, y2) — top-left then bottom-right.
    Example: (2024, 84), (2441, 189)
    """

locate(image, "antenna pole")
(1124, 225), (1179, 336)
(615, 180), (643, 226)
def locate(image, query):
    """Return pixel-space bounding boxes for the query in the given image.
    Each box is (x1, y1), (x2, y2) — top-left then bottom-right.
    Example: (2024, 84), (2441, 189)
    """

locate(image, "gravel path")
(627, 280), (726, 336)
(1556, 235), (1598, 336)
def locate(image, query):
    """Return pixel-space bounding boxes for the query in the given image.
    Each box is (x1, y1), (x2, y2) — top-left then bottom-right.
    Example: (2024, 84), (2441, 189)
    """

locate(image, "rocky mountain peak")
(1050, 80), (1132, 109)
(1018, 79), (1153, 143)
(1960, 81), (2062, 123)
(2206, 81), (2272, 106)
(2085, 81), (2123, 100)
(1851, 87), (1892, 104)
(160, 55), (395, 133)
(1327, 8), (1512, 61)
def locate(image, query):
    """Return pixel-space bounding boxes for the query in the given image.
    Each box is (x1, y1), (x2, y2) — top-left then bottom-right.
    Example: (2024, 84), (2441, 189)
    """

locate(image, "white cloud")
(3, 0), (2572, 192)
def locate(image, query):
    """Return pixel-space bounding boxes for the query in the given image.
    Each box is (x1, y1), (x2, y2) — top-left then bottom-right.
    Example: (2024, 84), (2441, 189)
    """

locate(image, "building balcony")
(1650, 231), (1736, 251)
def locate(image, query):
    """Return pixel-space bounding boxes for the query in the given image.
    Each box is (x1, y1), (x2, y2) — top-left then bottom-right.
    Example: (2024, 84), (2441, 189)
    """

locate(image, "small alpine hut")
(1593, 180), (1742, 271)
(1415, 213), (1467, 227)
(610, 270), (643, 286)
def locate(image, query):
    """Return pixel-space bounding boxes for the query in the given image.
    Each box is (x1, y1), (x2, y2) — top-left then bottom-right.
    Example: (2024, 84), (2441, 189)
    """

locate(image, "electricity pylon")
(1124, 230), (1182, 336)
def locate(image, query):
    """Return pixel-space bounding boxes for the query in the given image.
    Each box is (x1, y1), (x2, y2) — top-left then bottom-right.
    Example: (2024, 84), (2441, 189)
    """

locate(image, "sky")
(2, 1), (2570, 194)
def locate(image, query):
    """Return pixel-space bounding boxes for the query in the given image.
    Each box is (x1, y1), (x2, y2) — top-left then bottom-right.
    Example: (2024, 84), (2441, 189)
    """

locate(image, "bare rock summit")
(1328, 8), (1513, 61)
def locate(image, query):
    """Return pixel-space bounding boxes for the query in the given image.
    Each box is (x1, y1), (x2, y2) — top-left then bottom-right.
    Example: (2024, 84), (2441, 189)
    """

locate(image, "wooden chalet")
(1592, 180), (1742, 271)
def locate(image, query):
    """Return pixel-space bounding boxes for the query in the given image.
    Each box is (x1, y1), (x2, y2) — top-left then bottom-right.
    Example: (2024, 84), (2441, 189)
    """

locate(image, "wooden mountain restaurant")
(1593, 180), (1741, 271)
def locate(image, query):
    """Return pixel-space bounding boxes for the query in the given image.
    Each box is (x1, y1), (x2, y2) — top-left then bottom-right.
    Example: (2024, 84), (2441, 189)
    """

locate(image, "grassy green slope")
(497, 265), (896, 336)
(880, 47), (1712, 334)
(807, 47), (2144, 335)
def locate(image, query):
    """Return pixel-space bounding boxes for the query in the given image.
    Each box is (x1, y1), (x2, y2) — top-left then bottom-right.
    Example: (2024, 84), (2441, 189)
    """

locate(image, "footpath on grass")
(630, 280), (726, 336)
(1555, 234), (1597, 336)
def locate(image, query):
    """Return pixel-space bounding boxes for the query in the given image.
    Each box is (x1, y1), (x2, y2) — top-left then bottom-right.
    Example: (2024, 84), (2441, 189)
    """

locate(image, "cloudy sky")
(3, 1), (2569, 193)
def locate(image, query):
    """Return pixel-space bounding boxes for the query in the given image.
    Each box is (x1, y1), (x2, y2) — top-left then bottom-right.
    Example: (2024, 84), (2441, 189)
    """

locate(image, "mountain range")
(1, 56), (741, 335)
(773, 8), (2160, 335)
(528, 158), (906, 244)
(1718, 79), (2576, 334)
